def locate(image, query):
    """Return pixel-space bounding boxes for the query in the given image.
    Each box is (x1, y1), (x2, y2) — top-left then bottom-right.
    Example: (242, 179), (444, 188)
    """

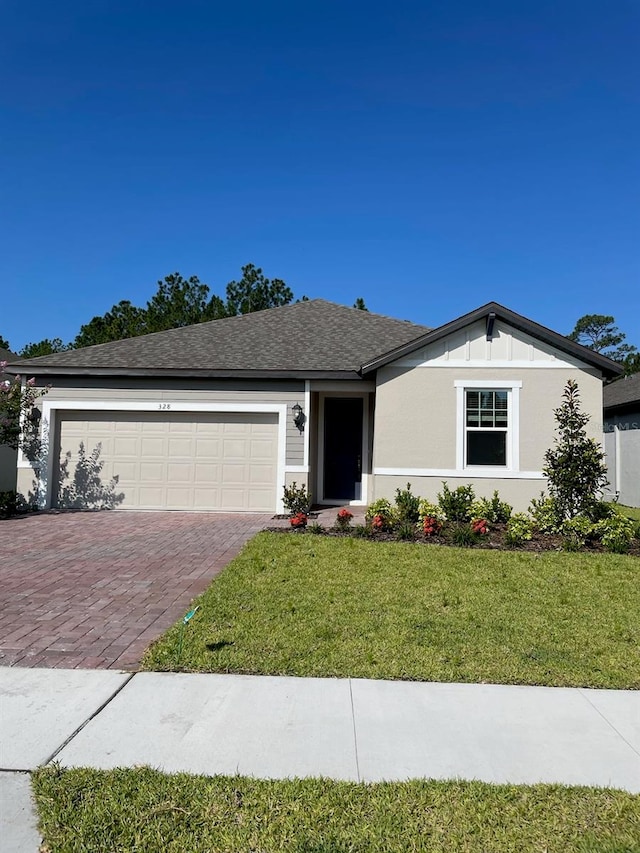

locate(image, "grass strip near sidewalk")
(31, 766), (640, 853)
(143, 533), (640, 688)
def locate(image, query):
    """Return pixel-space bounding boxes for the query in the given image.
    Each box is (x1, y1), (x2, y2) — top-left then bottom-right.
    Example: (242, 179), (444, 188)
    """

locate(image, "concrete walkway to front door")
(0, 511), (274, 670)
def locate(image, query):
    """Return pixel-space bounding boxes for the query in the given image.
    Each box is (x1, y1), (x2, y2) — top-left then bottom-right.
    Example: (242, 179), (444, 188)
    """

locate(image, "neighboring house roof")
(360, 301), (623, 379)
(604, 372), (640, 412)
(0, 347), (18, 363)
(15, 299), (431, 379)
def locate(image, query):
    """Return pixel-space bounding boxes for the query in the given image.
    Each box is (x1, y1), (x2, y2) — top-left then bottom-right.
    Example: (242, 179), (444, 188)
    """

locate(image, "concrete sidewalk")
(1, 667), (639, 851)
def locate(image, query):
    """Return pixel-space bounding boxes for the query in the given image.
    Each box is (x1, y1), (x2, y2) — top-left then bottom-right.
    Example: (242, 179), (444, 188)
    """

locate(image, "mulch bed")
(267, 522), (640, 556)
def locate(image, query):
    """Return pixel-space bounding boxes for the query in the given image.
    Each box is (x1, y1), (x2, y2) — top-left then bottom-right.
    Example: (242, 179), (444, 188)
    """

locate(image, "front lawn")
(618, 504), (640, 523)
(143, 533), (640, 688)
(32, 766), (640, 853)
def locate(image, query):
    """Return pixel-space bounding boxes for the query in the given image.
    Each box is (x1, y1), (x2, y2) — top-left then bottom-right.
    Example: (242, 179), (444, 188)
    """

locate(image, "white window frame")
(455, 380), (521, 475)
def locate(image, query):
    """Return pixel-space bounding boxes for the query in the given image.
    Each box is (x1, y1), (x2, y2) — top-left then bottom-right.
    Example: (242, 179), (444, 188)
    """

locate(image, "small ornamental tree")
(0, 361), (47, 453)
(543, 380), (608, 520)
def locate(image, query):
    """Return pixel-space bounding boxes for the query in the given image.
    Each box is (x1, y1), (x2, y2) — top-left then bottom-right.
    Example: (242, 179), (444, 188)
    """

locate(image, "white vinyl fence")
(603, 413), (640, 508)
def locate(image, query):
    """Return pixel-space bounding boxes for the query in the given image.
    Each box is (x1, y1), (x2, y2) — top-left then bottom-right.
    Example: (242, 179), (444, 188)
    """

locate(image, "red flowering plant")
(290, 511), (308, 529)
(371, 514), (385, 532)
(335, 508), (353, 530)
(423, 515), (442, 537)
(471, 518), (489, 536)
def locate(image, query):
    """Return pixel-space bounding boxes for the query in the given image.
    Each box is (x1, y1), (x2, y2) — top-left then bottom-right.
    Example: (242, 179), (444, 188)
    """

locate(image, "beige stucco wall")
(372, 364), (604, 511)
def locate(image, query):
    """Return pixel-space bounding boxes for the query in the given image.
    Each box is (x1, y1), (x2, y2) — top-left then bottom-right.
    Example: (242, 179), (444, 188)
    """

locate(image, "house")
(10, 300), (621, 513)
(603, 372), (640, 507)
(0, 347), (19, 492)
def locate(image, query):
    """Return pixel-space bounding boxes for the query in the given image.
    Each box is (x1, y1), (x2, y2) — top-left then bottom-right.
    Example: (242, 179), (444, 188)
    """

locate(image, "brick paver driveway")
(0, 511), (273, 670)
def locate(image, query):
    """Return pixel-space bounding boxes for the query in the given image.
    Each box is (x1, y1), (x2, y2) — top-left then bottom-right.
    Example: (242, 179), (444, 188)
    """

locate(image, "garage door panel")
(55, 410), (278, 511)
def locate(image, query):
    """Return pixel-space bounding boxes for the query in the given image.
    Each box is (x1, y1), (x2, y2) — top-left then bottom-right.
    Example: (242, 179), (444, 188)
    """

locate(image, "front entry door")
(323, 397), (363, 500)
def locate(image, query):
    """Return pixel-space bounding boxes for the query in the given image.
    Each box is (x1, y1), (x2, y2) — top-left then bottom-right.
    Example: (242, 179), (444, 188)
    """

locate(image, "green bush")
(307, 522), (324, 535)
(0, 490), (18, 519)
(561, 515), (596, 551)
(438, 482), (475, 522)
(447, 522), (479, 547)
(394, 483), (420, 524)
(587, 501), (618, 523)
(470, 491), (512, 523)
(529, 494), (563, 534)
(417, 498), (446, 523)
(504, 513), (534, 547)
(594, 515), (636, 554)
(365, 498), (393, 528)
(282, 482), (311, 516)
(396, 520), (417, 541)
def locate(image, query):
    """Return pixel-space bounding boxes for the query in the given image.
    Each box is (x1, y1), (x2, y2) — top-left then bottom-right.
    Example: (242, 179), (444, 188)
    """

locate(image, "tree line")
(1, 274), (637, 377)
(1, 263), (368, 359)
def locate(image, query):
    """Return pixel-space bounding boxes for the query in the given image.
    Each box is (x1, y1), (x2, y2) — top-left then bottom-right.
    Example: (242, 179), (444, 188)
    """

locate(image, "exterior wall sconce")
(292, 402), (305, 432)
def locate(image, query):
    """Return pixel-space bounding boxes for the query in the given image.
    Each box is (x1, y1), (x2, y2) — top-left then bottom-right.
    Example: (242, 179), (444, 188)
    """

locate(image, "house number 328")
(158, 403), (171, 410)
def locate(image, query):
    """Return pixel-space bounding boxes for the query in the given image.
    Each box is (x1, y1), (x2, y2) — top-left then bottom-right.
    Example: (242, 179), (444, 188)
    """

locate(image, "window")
(454, 380), (521, 473)
(465, 389), (507, 466)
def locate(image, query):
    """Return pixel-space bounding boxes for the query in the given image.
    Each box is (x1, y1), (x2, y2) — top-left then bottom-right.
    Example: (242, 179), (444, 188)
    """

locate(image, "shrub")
(422, 515), (442, 537)
(529, 494), (563, 534)
(282, 482), (311, 516)
(470, 491), (512, 523)
(335, 508), (353, 530)
(587, 501), (618, 523)
(447, 522), (479, 547)
(290, 512), (308, 529)
(308, 522), (324, 535)
(504, 513), (534, 547)
(394, 483), (420, 524)
(0, 490), (18, 519)
(365, 499), (393, 529)
(561, 515), (596, 551)
(438, 482), (475, 522)
(396, 521), (416, 541)
(594, 515), (636, 554)
(471, 518), (489, 536)
(543, 379), (608, 520)
(370, 514), (386, 533)
(352, 524), (370, 538)
(417, 498), (446, 523)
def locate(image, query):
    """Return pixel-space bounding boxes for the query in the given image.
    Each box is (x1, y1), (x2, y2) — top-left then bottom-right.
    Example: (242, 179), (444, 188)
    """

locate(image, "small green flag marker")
(177, 606), (200, 665)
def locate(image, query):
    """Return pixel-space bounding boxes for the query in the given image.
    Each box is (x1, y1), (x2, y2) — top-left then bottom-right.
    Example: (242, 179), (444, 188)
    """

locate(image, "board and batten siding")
(372, 320), (604, 510)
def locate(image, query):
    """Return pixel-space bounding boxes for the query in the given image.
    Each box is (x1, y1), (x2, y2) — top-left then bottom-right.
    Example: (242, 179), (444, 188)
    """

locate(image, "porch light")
(292, 402), (305, 432)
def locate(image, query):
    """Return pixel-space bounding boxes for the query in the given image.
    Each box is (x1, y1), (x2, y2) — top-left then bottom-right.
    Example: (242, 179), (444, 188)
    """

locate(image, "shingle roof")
(0, 347), (18, 363)
(17, 300), (430, 378)
(604, 372), (640, 411)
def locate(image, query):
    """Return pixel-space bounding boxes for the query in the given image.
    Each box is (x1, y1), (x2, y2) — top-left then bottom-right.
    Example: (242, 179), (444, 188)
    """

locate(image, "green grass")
(617, 504), (640, 523)
(142, 533), (640, 688)
(32, 766), (640, 853)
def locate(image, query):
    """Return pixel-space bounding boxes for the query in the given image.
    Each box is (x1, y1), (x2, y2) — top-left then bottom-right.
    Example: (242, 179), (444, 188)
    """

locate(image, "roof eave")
(5, 366), (364, 381)
(360, 302), (624, 378)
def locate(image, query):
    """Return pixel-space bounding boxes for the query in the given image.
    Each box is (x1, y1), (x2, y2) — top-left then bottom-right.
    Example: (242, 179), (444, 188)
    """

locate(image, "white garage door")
(54, 410), (279, 511)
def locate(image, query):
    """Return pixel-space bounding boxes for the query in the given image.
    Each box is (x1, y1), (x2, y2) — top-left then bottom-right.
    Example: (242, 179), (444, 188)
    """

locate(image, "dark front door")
(323, 397), (363, 500)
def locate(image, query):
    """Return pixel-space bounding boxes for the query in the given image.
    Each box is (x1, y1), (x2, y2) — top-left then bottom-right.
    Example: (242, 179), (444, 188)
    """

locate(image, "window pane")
(466, 411), (479, 426)
(466, 391), (479, 409)
(495, 391), (508, 410)
(480, 412), (494, 427)
(480, 391), (493, 410)
(467, 431), (506, 466)
(495, 413), (508, 427)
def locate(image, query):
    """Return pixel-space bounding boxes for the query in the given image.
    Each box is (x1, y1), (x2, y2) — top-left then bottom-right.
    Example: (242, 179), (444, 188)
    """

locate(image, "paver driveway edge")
(0, 511), (274, 670)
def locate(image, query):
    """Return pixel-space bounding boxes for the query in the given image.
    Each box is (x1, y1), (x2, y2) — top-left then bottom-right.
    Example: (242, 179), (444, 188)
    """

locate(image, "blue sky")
(1, 0), (638, 352)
